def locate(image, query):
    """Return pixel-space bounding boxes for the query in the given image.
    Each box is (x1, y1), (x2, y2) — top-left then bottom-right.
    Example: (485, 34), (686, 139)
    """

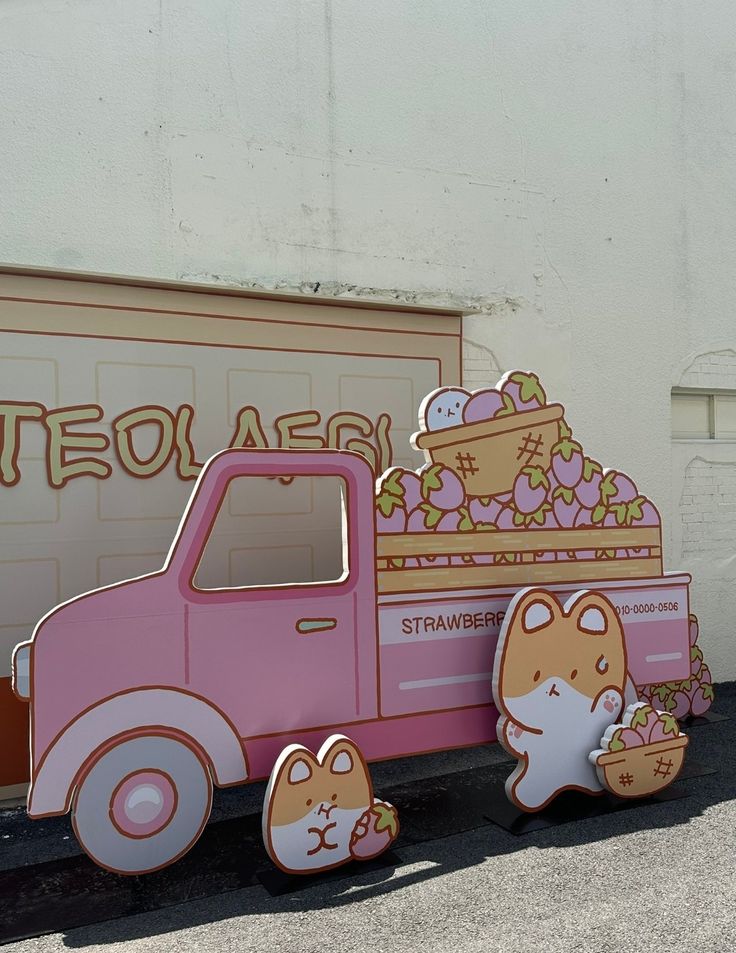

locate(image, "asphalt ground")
(1, 686), (734, 953)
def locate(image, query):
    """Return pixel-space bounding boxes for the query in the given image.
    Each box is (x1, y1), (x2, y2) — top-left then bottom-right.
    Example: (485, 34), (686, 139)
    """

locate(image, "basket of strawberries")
(411, 372), (565, 499)
(589, 703), (688, 799)
(375, 369), (664, 591)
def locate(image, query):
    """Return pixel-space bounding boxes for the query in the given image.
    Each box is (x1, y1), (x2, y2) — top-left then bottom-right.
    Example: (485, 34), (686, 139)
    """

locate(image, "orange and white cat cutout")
(493, 587), (630, 812)
(262, 734), (399, 875)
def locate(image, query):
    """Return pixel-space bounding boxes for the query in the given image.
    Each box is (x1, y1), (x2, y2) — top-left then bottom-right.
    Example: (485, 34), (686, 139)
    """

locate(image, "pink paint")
(622, 619), (690, 684)
(245, 706), (498, 781)
(380, 636), (494, 716)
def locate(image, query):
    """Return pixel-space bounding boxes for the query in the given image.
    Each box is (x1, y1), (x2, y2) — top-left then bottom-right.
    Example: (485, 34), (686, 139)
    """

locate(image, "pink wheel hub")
(109, 770), (177, 838)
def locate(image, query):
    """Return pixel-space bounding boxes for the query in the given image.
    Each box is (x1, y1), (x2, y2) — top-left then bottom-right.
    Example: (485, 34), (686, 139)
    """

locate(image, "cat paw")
(602, 691), (621, 714)
(503, 721), (526, 752)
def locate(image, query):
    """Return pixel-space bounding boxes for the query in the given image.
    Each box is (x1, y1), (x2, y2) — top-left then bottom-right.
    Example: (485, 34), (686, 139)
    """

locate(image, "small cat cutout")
(262, 734), (399, 875)
(493, 587), (629, 812)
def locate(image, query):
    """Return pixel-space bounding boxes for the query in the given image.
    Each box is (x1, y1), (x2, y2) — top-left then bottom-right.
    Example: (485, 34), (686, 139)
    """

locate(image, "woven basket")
(413, 404), (564, 498)
(595, 735), (688, 799)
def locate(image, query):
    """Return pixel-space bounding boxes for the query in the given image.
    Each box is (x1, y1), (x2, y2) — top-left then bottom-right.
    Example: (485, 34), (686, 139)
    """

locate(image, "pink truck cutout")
(11, 374), (696, 874)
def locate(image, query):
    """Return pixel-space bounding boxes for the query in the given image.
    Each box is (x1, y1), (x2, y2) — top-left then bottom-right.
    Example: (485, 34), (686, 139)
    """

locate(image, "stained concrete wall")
(1, 0), (735, 676)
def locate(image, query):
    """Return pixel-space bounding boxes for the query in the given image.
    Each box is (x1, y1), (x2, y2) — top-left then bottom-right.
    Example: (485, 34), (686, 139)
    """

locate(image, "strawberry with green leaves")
(513, 466), (549, 515)
(379, 467), (422, 513)
(600, 703), (682, 751)
(575, 457), (604, 509)
(375, 487), (407, 533)
(420, 463), (465, 512)
(500, 370), (547, 412)
(628, 704), (660, 741)
(647, 712), (681, 743)
(468, 495), (506, 525)
(607, 727), (645, 751)
(551, 485), (581, 528)
(463, 388), (516, 423)
(551, 437), (584, 489)
(350, 802), (399, 860)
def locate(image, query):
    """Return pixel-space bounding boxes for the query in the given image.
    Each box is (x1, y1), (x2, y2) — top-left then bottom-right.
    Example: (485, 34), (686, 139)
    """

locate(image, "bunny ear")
(516, 590), (559, 633)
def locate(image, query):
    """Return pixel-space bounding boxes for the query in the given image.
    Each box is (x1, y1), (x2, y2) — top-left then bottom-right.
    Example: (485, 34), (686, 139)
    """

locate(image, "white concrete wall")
(1, 0), (735, 676)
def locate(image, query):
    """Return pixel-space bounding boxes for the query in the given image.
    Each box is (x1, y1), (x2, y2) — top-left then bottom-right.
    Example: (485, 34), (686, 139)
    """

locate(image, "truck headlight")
(12, 642), (31, 700)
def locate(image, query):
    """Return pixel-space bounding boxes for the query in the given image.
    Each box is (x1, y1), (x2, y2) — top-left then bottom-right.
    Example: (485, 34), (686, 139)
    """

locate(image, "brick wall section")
(462, 339), (502, 390)
(677, 349), (736, 561)
(680, 457), (736, 559)
(679, 349), (736, 390)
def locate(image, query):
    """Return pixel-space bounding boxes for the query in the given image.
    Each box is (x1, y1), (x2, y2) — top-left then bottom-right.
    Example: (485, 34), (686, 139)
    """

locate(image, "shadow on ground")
(2, 684), (734, 948)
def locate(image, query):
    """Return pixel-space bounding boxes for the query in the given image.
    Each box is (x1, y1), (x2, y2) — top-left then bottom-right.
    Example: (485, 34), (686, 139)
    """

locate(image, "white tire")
(72, 734), (212, 874)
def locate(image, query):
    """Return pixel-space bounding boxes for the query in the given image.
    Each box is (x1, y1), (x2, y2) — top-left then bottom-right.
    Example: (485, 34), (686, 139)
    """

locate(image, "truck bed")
(377, 573), (691, 718)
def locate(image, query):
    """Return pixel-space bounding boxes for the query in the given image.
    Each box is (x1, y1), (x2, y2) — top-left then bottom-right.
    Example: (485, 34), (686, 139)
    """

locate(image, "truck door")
(174, 452), (377, 739)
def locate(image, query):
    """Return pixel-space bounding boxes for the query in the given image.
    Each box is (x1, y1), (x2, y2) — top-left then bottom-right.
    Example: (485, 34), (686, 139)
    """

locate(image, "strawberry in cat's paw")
(349, 801), (399, 860)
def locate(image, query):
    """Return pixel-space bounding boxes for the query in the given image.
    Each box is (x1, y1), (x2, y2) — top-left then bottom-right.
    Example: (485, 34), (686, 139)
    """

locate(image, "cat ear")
(331, 749), (354, 774)
(579, 605), (607, 633)
(318, 735), (366, 777)
(265, 745), (316, 803)
(516, 590), (559, 633)
(565, 591), (617, 635)
(287, 755), (313, 785)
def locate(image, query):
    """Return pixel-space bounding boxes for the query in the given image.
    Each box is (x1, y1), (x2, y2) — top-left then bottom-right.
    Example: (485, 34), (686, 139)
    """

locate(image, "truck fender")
(28, 688), (248, 818)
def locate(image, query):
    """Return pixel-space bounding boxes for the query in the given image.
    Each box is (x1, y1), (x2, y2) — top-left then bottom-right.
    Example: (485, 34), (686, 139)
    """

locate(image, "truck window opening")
(192, 474), (350, 591)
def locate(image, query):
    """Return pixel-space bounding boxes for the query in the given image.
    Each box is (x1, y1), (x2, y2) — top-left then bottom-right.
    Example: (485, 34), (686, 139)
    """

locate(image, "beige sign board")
(0, 267), (462, 790)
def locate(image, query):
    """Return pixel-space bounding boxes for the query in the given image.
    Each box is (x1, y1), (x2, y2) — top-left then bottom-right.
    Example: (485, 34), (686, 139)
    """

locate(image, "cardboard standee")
(262, 735), (399, 876)
(11, 369), (712, 873)
(492, 589), (690, 812)
(492, 587), (630, 812)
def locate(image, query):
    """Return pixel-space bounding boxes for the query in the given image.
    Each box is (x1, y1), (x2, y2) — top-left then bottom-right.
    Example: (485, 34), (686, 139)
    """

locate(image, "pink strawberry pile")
(602, 702), (682, 752)
(349, 801), (399, 861)
(376, 370), (660, 565)
(638, 614), (715, 718)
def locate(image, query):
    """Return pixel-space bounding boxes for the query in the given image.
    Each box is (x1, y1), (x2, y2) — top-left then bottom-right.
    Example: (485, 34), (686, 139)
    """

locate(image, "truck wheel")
(72, 734), (212, 875)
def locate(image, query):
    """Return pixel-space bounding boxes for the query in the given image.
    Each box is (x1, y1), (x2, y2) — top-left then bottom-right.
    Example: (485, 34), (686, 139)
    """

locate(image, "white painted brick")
(681, 455), (736, 560)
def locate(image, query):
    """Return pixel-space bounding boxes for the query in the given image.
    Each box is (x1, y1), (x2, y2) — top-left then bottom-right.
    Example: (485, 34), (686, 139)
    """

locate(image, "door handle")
(296, 618), (337, 635)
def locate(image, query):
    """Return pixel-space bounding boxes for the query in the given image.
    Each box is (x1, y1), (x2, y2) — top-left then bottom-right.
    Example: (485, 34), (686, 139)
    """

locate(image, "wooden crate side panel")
(377, 556), (665, 595)
(376, 526), (662, 558)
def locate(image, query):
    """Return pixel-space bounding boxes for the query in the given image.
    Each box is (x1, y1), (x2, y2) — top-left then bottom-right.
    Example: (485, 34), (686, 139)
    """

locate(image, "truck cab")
(13, 449), (379, 874)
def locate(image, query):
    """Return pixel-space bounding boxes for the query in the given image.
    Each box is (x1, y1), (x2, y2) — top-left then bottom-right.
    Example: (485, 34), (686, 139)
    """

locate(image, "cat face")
(263, 735), (372, 874)
(420, 387), (470, 431)
(495, 589), (627, 731)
